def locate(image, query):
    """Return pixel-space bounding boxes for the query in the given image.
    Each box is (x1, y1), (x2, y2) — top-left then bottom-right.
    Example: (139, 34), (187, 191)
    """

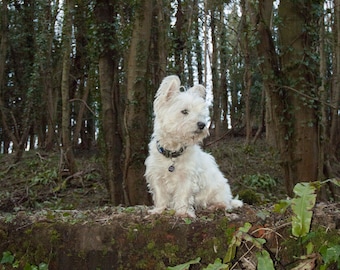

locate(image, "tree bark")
(241, 0), (252, 144)
(39, 1), (58, 151)
(95, 0), (123, 205)
(123, 0), (153, 205)
(193, 0), (203, 84)
(211, 8), (221, 137)
(155, 0), (169, 82)
(250, 0), (321, 196)
(60, 0), (77, 176)
(174, 0), (186, 76)
(0, 0), (10, 153)
(330, 0), (340, 152)
(278, 1), (319, 188)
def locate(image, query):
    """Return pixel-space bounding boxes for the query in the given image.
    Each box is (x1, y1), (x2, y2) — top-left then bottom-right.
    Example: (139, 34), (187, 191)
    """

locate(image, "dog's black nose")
(197, 122), (206, 130)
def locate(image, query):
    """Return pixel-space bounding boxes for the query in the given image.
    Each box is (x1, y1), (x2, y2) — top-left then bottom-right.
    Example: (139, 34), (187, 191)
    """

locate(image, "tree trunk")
(60, 0), (77, 176)
(95, 0), (123, 205)
(210, 4), (228, 138)
(193, 0), (203, 84)
(211, 9), (221, 137)
(174, 0), (186, 76)
(123, 0), (153, 205)
(218, 5), (229, 132)
(330, 0), (340, 152)
(72, 77), (91, 148)
(251, 0), (321, 196)
(155, 0), (169, 83)
(0, 0), (10, 152)
(241, 0), (252, 144)
(43, 4), (59, 150)
(253, 0), (293, 193)
(278, 1), (320, 188)
(98, 56), (123, 205)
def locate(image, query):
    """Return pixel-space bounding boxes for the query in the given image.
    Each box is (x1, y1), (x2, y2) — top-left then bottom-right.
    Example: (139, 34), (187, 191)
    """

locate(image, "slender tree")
(330, 0), (340, 155)
(0, 0), (9, 153)
(123, 0), (153, 205)
(240, 0), (252, 143)
(60, 0), (77, 175)
(39, 0), (60, 151)
(95, 0), (124, 205)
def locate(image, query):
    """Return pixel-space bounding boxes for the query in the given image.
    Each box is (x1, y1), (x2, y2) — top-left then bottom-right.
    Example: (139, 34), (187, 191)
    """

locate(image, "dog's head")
(153, 75), (210, 145)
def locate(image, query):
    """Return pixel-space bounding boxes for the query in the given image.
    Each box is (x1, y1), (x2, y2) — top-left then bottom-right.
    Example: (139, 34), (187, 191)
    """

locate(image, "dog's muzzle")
(197, 122), (206, 130)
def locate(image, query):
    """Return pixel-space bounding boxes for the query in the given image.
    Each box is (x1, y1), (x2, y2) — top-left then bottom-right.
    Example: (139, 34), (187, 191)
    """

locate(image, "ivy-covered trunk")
(60, 0), (77, 176)
(277, 0), (320, 193)
(95, 0), (124, 205)
(251, 0), (321, 196)
(122, 0), (153, 205)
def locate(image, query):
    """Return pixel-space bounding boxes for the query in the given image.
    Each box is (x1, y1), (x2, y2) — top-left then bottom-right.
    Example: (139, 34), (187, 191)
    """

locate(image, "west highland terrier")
(145, 75), (243, 218)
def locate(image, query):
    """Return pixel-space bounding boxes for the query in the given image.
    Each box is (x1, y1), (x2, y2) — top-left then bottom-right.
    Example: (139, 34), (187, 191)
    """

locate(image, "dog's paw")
(148, 207), (165, 215)
(230, 199), (243, 208)
(175, 208), (196, 219)
(207, 203), (228, 211)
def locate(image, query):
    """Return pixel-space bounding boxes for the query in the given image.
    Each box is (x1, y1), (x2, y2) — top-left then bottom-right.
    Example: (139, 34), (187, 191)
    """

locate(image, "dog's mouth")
(193, 127), (209, 136)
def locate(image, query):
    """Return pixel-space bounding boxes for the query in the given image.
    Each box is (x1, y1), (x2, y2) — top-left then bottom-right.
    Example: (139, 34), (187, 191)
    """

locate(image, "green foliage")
(167, 257), (200, 270)
(319, 245), (340, 270)
(256, 250), (275, 270)
(1, 251), (15, 265)
(170, 222), (274, 270)
(23, 262), (48, 270)
(274, 179), (340, 269)
(171, 180), (339, 269)
(242, 173), (277, 192)
(223, 222), (272, 270)
(30, 169), (58, 187)
(291, 182), (316, 237)
(0, 251), (48, 270)
(204, 259), (227, 270)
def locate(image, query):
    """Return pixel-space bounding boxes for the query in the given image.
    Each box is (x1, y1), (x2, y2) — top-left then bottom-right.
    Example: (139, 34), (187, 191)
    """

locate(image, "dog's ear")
(154, 75), (181, 110)
(187, 84), (206, 100)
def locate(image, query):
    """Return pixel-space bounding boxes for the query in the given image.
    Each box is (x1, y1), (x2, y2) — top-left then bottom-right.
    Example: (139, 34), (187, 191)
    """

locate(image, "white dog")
(145, 75), (243, 218)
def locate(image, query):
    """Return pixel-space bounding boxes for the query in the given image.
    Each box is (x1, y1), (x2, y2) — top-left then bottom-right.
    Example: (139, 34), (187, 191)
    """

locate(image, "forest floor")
(0, 137), (339, 269)
(0, 137), (286, 213)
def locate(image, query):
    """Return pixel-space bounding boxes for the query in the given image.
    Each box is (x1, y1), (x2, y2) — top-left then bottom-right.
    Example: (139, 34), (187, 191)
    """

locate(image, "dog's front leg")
(148, 184), (169, 215)
(172, 185), (196, 218)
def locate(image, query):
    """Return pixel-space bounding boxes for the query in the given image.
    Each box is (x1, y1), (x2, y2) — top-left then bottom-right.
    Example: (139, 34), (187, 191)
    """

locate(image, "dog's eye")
(181, 109), (189, 115)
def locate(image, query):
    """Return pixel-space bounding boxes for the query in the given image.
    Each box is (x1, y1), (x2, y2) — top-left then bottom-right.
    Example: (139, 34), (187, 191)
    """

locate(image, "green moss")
(238, 189), (262, 204)
(49, 228), (61, 244)
(110, 237), (115, 245)
(24, 228), (33, 235)
(77, 250), (86, 260)
(163, 242), (180, 265)
(147, 240), (156, 250)
(102, 247), (108, 256)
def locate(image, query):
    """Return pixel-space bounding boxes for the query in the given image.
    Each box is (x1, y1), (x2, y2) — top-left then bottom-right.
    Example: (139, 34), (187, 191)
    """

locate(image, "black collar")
(156, 141), (186, 158)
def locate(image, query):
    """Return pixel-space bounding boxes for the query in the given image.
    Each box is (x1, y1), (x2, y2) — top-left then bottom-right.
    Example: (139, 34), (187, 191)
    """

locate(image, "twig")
(36, 152), (47, 161)
(69, 98), (96, 116)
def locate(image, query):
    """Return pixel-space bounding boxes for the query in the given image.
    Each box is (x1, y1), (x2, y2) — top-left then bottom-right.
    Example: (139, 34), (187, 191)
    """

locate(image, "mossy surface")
(0, 208), (245, 270)
(1, 203), (339, 270)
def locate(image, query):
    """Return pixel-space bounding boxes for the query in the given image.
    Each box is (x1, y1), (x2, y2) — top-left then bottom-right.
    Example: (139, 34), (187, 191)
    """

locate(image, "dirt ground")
(0, 137), (285, 213)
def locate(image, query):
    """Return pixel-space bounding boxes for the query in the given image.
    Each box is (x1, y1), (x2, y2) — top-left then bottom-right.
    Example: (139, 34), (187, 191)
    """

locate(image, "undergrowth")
(0, 250), (48, 270)
(169, 179), (340, 270)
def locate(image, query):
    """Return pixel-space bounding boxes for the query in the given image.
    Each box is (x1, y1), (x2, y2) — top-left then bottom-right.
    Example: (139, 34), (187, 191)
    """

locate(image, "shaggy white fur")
(145, 75), (243, 218)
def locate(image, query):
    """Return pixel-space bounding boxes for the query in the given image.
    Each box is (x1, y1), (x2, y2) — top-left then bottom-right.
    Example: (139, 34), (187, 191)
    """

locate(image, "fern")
(291, 182), (317, 237)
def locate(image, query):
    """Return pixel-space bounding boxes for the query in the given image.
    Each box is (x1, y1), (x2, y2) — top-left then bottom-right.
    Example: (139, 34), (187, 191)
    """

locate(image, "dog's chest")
(161, 159), (204, 193)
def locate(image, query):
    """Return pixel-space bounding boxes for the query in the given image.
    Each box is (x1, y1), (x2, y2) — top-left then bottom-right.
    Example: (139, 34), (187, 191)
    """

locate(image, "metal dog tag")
(168, 165), (175, 172)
